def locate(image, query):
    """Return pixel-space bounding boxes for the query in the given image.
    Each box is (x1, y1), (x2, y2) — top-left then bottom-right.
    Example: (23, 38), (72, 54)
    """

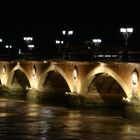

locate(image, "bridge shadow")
(85, 73), (126, 108)
(41, 71), (71, 106)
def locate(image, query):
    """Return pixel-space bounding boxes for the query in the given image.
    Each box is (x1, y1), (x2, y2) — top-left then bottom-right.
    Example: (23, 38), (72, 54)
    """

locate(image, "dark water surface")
(0, 97), (140, 140)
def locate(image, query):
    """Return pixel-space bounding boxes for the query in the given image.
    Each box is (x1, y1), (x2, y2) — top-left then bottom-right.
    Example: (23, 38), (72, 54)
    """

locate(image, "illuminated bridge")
(0, 59), (140, 118)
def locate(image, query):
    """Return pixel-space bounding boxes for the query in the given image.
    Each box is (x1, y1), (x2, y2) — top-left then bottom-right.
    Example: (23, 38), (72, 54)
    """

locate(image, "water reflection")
(0, 113), (8, 117)
(0, 102), (8, 107)
(26, 104), (40, 117)
(0, 97), (140, 140)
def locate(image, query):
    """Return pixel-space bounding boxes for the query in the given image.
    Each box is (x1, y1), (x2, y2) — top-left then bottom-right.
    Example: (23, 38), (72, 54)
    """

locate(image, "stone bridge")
(0, 60), (140, 118)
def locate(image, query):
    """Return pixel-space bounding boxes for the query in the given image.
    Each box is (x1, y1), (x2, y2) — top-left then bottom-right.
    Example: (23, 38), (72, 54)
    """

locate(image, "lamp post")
(62, 30), (73, 59)
(23, 37), (34, 50)
(27, 44), (35, 51)
(23, 36), (34, 58)
(55, 40), (64, 58)
(120, 27), (133, 61)
(120, 28), (133, 46)
(62, 30), (73, 47)
(23, 37), (33, 44)
(5, 45), (12, 56)
(92, 39), (102, 59)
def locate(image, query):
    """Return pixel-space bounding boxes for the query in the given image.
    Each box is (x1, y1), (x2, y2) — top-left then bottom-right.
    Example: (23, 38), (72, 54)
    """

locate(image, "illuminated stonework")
(1, 65), (7, 85)
(73, 66), (78, 80)
(2, 65), (6, 75)
(32, 65), (36, 77)
(72, 66), (78, 93)
(131, 69), (139, 88)
(31, 65), (37, 89)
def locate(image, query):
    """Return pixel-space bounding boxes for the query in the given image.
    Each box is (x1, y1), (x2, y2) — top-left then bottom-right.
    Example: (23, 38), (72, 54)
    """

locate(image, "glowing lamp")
(62, 30), (66, 35)
(68, 30), (73, 35)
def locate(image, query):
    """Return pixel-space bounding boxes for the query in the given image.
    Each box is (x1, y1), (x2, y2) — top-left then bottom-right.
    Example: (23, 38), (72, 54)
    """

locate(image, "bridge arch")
(39, 65), (72, 93)
(8, 64), (31, 88)
(81, 65), (131, 99)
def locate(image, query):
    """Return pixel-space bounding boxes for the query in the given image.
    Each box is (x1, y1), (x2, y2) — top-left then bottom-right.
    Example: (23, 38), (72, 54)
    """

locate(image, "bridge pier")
(123, 93), (140, 120)
(123, 103), (140, 120)
(64, 93), (84, 107)
(8, 90), (27, 99)
(27, 88), (72, 105)
(0, 86), (28, 99)
(0, 85), (9, 97)
(27, 88), (42, 103)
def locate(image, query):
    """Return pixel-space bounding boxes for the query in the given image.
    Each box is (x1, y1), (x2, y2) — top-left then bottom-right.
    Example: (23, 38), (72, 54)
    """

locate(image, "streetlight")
(27, 44), (35, 50)
(5, 45), (12, 56)
(62, 30), (73, 59)
(23, 36), (34, 56)
(120, 27), (133, 61)
(62, 30), (73, 47)
(120, 28), (133, 46)
(55, 40), (64, 58)
(55, 40), (64, 45)
(5, 45), (12, 49)
(92, 39), (102, 59)
(0, 38), (3, 42)
(23, 37), (33, 43)
(23, 37), (34, 48)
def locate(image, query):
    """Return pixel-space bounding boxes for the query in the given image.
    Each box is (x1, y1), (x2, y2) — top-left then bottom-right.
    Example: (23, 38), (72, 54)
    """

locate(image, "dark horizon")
(0, 2), (140, 54)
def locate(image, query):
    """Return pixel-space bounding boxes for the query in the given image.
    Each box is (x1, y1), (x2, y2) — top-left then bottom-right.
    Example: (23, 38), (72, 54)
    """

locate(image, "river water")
(0, 97), (140, 140)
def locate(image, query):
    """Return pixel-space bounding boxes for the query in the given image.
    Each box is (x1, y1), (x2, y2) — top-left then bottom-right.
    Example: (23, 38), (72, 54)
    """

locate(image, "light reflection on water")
(0, 97), (140, 140)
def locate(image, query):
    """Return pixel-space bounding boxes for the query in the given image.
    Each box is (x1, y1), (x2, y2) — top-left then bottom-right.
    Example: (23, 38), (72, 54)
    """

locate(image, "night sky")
(0, 1), (140, 55)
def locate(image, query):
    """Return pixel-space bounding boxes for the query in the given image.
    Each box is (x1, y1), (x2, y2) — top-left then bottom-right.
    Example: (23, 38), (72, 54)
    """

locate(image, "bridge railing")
(0, 51), (140, 62)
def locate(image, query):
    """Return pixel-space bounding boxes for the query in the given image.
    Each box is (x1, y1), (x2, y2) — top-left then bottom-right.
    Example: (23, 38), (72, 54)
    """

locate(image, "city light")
(23, 37), (35, 54)
(92, 38), (102, 59)
(28, 44), (35, 50)
(120, 28), (133, 34)
(62, 30), (66, 35)
(127, 28), (133, 33)
(0, 38), (3, 42)
(92, 39), (102, 46)
(55, 40), (64, 55)
(62, 30), (74, 47)
(55, 40), (64, 44)
(18, 48), (21, 54)
(61, 41), (64, 44)
(23, 37), (33, 43)
(5, 45), (12, 49)
(68, 30), (73, 35)
(120, 27), (133, 61)
(62, 30), (74, 36)
(120, 27), (133, 45)
(55, 40), (60, 44)
(43, 60), (47, 63)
